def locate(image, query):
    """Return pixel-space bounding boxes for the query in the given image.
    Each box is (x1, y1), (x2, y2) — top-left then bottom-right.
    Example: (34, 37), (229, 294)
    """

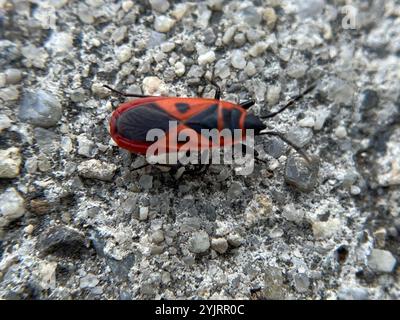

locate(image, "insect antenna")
(103, 85), (152, 98)
(260, 81), (317, 119)
(258, 131), (311, 163)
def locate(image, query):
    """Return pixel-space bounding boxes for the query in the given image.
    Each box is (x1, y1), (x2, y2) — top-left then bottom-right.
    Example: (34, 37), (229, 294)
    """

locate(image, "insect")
(105, 81), (316, 171)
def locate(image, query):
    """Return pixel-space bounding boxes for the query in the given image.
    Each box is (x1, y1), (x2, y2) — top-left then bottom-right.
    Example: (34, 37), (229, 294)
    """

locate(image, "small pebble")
(222, 26), (236, 45)
(151, 230), (165, 244)
(244, 62), (257, 76)
(248, 42), (268, 57)
(174, 62), (185, 77)
(171, 3), (188, 20)
(143, 76), (168, 95)
(299, 117), (315, 128)
(266, 84), (281, 106)
(285, 155), (319, 192)
(335, 126), (347, 139)
(24, 224), (34, 235)
(0, 147), (21, 178)
(0, 188), (25, 228)
(350, 185), (361, 195)
(368, 249), (396, 273)
(286, 127), (313, 148)
(115, 45), (132, 63)
(19, 90), (62, 128)
(4, 68), (22, 84)
(77, 159), (117, 181)
(161, 42), (175, 53)
(189, 231), (210, 254)
(154, 16), (176, 33)
(149, 0), (170, 13)
(211, 238), (228, 254)
(139, 207), (149, 221)
(263, 7), (277, 29)
(80, 274), (99, 289)
(139, 174), (153, 190)
(122, 1), (134, 12)
(0, 114), (12, 132)
(231, 50), (246, 69)
(198, 51), (216, 65)
(111, 26), (128, 44)
(214, 60), (231, 79)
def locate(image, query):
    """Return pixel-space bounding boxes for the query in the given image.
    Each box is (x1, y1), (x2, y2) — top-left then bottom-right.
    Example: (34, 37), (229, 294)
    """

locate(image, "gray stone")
(368, 249), (397, 273)
(231, 50), (246, 69)
(264, 267), (287, 299)
(286, 127), (313, 148)
(77, 159), (117, 181)
(294, 273), (310, 293)
(4, 68), (22, 84)
(0, 188), (25, 228)
(149, 0), (170, 13)
(37, 226), (88, 257)
(285, 155), (319, 192)
(154, 16), (175, 33)
(80, 274), (99, 289)
(214, 60), (231, 79)
(151, 230), (165, 244)
(238, 6), (262, 27)
(34, 128), (60, 155)
(211, 238), (228, 254)
(227, 182), (243, 200)
(263, 137), (286, 158)
(227, 234), (243, 248)
(361, 89), (379, 110)
(19, 90), (62, 128)
(139, 174), (153, 190)
(147, 31), (166, 48)
(337, 287), (369, 300)
(189, 231), (210, 254)
(111, 26), (127, 44)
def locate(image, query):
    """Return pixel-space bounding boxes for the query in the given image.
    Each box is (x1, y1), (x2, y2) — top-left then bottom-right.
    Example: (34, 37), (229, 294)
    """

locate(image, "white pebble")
(154, 16), (176, 33)
(350, 185), (361, 195)
(198, 51), (216, 65)
(244, 62), (257, 76)
(139, 207), (149, 221)
(142, 76), (168, 95)
(248, 42), (268, 57)
(174, 62), (185, 77)
(115, 45), (132, 63)
(161, 42), (175, 53)
(299, 117), (315, 128)
(231, 50), (246, 69)
(122, 0), (134, 12)
(149, 0), (170, 13)
(335, 126), (347, 138)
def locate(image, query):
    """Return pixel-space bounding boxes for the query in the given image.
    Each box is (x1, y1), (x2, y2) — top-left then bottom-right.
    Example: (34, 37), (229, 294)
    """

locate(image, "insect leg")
(210, 80), (221, 100)
(260, 82), (317, 119)
(259, 131), (311, 163)
(103, 85), (153, 98)
(132, 163), (151, 171)
(239, 99), (255, 110)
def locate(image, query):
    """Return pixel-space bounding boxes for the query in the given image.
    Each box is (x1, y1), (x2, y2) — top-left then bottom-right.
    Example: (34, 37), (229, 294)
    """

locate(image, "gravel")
(19, 90), (62, 128)
(1, 0), (399, 301)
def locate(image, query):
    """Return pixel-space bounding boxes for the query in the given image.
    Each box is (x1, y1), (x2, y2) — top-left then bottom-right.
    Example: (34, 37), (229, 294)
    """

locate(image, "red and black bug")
(105, 81), (316, 169)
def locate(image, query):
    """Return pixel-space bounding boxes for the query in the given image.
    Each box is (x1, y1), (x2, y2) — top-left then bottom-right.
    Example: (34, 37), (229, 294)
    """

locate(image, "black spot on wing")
(175, 103), (190, 113)
(185, 104), (218, 133)
(231, 109), (242, 130)
(116, 104), (176, 142)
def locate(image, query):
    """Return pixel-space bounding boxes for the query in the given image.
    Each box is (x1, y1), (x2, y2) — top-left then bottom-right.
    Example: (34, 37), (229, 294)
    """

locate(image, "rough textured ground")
(0, 0), (399, 300)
